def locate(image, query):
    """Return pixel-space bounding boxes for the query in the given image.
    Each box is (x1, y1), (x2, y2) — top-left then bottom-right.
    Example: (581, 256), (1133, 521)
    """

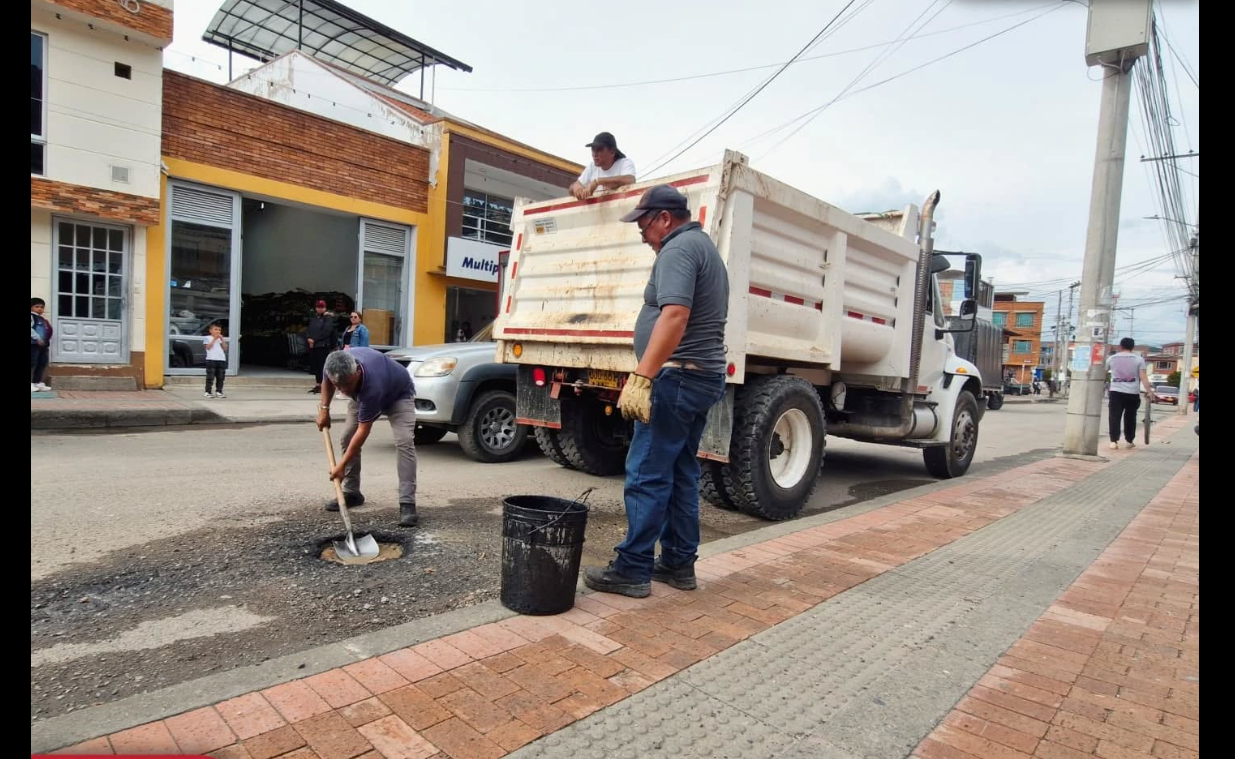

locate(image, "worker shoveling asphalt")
(317, 348), (422, 533)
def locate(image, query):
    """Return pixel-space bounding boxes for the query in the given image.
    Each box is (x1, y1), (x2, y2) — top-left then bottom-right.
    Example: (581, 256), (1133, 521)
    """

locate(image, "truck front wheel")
(723, 376), (826, 521)
(924, 391), (980, 479)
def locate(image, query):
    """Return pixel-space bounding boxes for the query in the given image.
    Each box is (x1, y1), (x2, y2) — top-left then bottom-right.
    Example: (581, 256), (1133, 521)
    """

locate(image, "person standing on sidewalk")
(30, 297), (52, 392)
(583, 185), (729, 598)
(1106, 337), (1155, 450)
(342, 311), (370, 349)
(317, 348), (421, 527)
(305, 299), (336, 394)
(203, 322), (228, 398)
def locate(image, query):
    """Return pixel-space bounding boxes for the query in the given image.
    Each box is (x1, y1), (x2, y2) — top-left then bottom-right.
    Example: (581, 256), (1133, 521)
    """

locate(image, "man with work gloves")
(583, 185), (729, 599)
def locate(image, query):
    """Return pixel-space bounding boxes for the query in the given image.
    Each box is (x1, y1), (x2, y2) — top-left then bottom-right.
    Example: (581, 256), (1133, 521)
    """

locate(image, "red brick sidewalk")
(48, 424), (1194, 759)
(913, 450), (1199, 759)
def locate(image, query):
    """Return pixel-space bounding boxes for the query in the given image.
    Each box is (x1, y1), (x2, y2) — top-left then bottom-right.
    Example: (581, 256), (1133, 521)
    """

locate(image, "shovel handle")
(322, 428), (355, 536)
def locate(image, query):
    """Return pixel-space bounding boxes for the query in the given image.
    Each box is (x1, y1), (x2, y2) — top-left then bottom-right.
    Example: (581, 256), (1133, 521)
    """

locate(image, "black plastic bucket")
(500, 493), (591, 615)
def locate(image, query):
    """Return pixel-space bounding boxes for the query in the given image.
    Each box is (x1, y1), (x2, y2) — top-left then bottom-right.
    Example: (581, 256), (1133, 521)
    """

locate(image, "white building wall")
(228, 52), (434, 149)
(32, 5), (163, 199)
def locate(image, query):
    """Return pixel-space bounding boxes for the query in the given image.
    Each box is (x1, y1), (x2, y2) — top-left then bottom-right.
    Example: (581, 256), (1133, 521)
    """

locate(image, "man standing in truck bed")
(583, 185), (729, 598)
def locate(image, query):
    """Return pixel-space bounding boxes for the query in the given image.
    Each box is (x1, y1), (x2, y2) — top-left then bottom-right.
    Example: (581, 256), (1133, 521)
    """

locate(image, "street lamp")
(1144, 215), (1195, 227)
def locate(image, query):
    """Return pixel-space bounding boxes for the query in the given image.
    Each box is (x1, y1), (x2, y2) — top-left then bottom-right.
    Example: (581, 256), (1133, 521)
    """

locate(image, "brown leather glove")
(617, 373), (653, 424)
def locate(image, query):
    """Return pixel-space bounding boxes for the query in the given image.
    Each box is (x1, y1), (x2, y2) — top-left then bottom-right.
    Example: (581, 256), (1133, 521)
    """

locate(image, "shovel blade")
(333, 532), (381, 563)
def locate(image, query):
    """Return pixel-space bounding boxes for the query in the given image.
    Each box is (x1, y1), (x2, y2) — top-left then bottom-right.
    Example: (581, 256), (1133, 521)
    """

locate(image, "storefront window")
(462, 190), (513, 247)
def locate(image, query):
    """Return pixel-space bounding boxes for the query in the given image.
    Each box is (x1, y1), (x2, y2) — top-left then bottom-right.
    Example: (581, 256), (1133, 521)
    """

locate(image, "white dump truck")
(493, 151), (985, 521)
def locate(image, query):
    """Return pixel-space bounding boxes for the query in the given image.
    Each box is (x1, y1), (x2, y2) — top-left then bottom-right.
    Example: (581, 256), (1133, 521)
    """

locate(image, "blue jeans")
(613, 368), (727, 582)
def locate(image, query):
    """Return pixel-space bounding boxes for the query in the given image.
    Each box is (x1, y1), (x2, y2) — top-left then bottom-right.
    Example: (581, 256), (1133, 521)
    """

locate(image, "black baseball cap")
(619, 185), (689, 223)
(585, 131), (626, 160)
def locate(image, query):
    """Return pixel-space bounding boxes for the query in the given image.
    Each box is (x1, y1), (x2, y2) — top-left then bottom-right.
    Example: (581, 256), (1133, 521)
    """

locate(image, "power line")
(435, 2), (1064, 94)
(738, 2), (1067, 160)
(755, 0), (957, 162)
(641, 0), (863, 177)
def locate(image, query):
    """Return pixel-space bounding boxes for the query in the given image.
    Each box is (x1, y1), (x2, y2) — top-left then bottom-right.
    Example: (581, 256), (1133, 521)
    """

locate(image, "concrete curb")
(30, 408), (342, 431)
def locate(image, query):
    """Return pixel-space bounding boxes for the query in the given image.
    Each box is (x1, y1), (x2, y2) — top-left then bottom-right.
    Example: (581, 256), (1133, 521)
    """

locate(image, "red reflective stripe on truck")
(847, 311), (864, 320)
(503, 327), (635, 338)
(783, 294), (805, 305)
(699, 205), (707, 227)
(515, 233), (522, 251)
(749, 286), (773, 298)
(872, 317), (887, 325)
(750, 286), (823, 311)
(511, 261), (518, 279)
(523, 175), (711, 216)
(504, 296), (511, 313)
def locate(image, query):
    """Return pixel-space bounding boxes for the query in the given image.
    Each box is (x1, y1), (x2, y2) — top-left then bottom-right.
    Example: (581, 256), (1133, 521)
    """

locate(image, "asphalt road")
(31, 400), (1070, 721)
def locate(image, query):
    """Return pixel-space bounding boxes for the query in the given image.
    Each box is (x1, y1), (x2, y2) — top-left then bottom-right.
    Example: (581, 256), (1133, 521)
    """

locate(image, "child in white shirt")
(204, 323), (228, 398)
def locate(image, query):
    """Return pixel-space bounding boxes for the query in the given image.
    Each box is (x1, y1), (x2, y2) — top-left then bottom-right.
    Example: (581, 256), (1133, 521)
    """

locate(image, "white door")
(52, 219), (129, 364)
(166, 183), (241, 374)
(358, 219), (415, 348)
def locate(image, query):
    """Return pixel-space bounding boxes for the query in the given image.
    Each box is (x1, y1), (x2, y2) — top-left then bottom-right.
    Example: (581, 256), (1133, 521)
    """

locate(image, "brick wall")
(31, 177), (161, 226)
(162, 72), (430, 214)
(45, 0), (173, 42)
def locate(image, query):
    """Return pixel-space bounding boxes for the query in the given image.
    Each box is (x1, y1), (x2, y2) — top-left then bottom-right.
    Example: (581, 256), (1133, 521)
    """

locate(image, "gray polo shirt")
(633, 221), (729, 373)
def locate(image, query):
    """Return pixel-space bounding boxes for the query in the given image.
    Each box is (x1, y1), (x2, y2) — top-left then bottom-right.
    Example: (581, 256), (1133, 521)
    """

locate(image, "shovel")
(322, 428), (380, 562)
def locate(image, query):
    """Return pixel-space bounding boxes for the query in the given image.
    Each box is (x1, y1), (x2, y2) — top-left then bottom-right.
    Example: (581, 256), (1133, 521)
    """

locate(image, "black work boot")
(325, 491), (365, 512)
(583, 564), (650, 598)
(652, 558), (698, 590)
(399, 503), (419, 527)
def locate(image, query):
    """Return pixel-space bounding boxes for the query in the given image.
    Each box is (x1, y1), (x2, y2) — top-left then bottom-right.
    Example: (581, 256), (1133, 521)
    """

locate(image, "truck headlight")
(415, 357), (458, 377)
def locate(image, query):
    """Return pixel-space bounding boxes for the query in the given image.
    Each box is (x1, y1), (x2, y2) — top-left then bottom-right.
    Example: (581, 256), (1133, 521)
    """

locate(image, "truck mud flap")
(699, 385), (735, 463)
(516, 365), (561, 429)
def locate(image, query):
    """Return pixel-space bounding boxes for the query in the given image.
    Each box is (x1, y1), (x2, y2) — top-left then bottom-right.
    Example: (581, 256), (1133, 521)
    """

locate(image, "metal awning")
(203, 0), (472, 86)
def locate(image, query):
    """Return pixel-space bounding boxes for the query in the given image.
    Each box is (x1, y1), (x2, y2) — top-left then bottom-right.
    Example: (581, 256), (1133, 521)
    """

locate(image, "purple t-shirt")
(349, 347), (414, 423)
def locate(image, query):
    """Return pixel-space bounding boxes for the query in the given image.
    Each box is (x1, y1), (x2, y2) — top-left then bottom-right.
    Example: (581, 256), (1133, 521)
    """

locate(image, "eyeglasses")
(637, 210), (665, 234)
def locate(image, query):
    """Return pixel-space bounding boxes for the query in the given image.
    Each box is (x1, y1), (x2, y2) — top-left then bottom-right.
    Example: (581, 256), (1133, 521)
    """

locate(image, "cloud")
(834, 177), (925, 216)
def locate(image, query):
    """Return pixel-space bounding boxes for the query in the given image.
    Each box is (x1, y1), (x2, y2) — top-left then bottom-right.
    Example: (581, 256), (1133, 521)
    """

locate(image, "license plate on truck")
(589, 370), (621, 389)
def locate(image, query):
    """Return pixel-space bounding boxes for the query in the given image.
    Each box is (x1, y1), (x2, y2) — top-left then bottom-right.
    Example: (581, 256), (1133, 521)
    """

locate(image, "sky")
(164, 0), (1200, 348)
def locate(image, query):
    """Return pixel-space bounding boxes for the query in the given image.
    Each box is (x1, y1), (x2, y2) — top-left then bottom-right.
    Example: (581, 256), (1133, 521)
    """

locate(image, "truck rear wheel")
(924, 391), (979, 479)
(700, 462), (740, 511)
(558, 399), (628, 476)
(986, 392), (1004, 411)
(722, 376), (825, 521)
(533, 427), (575, 469)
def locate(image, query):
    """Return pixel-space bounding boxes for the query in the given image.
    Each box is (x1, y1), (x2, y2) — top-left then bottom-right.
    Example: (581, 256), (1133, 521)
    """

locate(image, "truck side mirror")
(964, 254), (981, 299)
(959, 299), (977, 317)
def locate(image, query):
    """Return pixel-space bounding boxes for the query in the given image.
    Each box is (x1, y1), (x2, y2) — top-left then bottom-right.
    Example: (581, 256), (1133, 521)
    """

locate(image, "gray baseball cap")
(619, 185), (689, 223)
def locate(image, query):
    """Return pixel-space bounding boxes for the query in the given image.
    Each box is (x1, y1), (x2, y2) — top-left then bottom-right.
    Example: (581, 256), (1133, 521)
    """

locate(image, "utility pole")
(1062, 280), (1080, 395)
(1178, 215), (1198, 416)
(1063, 0), (1149, 455)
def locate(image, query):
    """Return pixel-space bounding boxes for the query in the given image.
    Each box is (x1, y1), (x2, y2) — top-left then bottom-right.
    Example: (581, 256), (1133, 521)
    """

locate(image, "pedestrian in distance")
(317, 348), (421, 528)
(342, 311), (370, 350)
(582, 185), (729, 599)
(204, 322), (228, 398)
(305, 299), (336, 394)
(1106, 337), (1155, 450)
(31, 297), (52, 392)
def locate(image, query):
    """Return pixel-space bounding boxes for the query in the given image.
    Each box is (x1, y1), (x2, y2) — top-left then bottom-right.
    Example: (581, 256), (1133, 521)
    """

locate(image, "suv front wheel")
(457, 390), (530, 463)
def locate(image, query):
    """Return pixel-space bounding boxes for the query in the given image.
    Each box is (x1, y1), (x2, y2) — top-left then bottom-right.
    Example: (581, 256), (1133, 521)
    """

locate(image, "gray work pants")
(339, 396), (418, 505)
